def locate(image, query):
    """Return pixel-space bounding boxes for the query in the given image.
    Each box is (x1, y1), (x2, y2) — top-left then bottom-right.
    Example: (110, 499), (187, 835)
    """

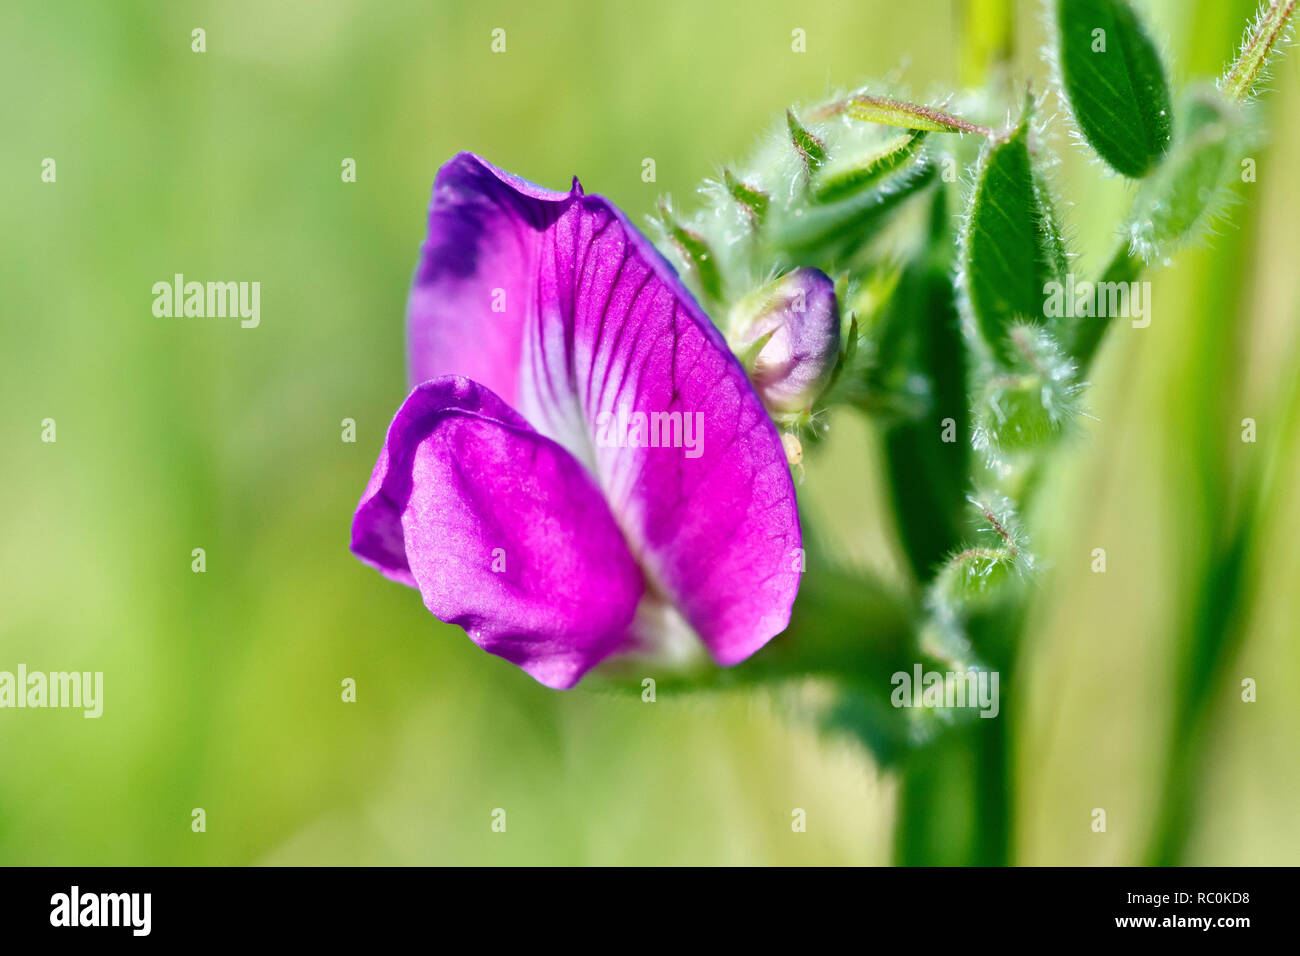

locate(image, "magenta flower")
(351, 154), (802, 689)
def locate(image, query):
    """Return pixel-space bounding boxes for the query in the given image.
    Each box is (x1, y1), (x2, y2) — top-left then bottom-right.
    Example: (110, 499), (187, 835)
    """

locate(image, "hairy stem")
(808, 92), (992, 136)
(1222, 0), (1297, 100)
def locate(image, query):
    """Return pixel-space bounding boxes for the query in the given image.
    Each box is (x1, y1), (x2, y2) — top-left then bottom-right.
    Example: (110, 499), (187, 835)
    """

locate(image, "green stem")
(892, 601), (1021, 865)
(895, 0), (1299, 874)
(1222, 0), (1298, 101)
(1072, 244), (1145, 375)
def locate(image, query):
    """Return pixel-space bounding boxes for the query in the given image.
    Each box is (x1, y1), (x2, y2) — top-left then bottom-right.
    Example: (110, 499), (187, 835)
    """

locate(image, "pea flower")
(351, 154), (802, 689)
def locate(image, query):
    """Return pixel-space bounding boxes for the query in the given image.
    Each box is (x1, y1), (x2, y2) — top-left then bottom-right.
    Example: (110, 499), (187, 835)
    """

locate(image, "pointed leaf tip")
(787, 109), (828, 174)
(723, 168), (771, 227)
(656, 200), (724, 304)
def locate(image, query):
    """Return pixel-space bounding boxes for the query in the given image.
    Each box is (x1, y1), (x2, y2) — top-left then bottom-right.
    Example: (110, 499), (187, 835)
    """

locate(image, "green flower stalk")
(643, 0), (1296, 866)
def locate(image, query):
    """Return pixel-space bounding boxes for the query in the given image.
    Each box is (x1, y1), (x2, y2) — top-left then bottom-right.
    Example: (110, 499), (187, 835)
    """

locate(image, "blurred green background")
(2, 0), (1297, 865)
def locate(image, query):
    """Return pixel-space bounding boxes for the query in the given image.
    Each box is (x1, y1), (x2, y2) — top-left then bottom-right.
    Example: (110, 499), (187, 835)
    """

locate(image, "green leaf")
(655, 200), (724, 304)
(722, 168), (770, 227)
(841, 93), (991, 136)
(1055, 0), (1173, 178)
(769, 162), (936, 263)
(786, 108), (827, 174)
(1125, 86), (1252, 260)
(812, 130), (927, 203)
(960, 113), (1067, 364)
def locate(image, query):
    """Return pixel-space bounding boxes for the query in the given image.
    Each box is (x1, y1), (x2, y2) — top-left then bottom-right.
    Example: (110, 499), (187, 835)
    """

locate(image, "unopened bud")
(973, 325), (1081, 454)
(729, 268), (840, 417)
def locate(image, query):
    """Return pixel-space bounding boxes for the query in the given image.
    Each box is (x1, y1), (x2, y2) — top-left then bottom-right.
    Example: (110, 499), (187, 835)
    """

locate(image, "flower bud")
(972, 324), (1081, 455)
(729, 268), (840, 417)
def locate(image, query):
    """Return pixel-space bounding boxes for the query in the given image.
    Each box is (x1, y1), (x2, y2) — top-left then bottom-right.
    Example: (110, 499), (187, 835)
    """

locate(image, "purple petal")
(406, 154), (802, 667)
(406, 155), (574, 399)
(352, 376), (644, 689)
